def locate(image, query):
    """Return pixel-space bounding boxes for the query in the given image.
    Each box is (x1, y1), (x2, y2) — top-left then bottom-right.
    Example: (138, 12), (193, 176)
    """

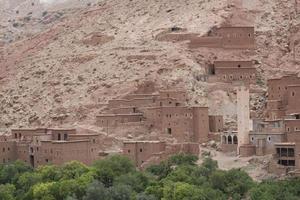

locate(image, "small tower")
(237, 86), (250, 154)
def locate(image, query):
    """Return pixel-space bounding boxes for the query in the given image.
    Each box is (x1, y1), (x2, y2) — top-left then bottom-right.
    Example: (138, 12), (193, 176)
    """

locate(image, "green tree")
(83, 181), (108, 200)
(108, 184), (132, 200)
(61, 161), (90, 180)
(0, 160), (32, 184)
(32, 182), (56, 200)
(0, 184), (16, 200)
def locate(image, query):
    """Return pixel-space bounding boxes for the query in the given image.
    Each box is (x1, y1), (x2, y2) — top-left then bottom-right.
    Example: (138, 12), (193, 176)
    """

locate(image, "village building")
(0, 128), (104, 167)
(96, 88), (220, 144)
(207, 60), (256, 83)
(123, 141), (199, 169)
(265, 73), (300, 120)
(96, 84), (224, 168)
(189, 26), (255, 49)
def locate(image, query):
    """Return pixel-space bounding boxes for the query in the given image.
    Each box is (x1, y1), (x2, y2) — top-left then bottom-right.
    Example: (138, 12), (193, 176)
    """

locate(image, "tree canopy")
(0, 154), (299, 200)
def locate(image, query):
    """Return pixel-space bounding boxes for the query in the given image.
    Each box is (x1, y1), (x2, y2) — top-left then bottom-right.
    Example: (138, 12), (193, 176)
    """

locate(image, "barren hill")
(0, 0), (299, 132)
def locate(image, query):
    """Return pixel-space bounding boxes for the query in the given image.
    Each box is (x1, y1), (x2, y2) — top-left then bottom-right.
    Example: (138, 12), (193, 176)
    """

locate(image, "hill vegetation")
(0, 154), (299, 200)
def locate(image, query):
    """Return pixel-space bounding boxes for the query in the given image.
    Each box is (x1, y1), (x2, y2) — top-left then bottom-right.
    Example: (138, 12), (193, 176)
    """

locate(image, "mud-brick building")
(123, 141), (199, 168)
(207, 61), (256, 83)
(144, 106), (209, 143)
(266, 73), (300, 120)
(213, 27), (255, 49)
(249, 119), (286, 156)
(189, 26), (255, 49)
(0, 128), (104, 167)
(97, 88), (219, 144)
(209, 115), (224, 132)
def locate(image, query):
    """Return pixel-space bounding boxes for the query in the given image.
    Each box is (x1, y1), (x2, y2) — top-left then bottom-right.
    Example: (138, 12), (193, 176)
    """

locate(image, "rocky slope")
(0, 0), (299, 132)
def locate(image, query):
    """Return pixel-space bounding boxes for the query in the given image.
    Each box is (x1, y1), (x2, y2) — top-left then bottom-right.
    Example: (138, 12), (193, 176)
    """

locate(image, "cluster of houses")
(0, 25), (299, 176)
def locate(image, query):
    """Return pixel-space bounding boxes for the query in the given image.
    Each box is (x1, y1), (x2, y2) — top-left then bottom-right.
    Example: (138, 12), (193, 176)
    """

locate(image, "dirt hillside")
(0, 0), (299, 132)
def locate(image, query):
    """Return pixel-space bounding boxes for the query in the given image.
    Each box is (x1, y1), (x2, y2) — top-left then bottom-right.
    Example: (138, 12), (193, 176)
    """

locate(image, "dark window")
(45, 159), (49, 163)
(8, 147), (10, 151)
(139, 148), (143, 152)
(128, 150), (131, 153)
(238, 64), (241, 68)
(167, 128), (172, 135)
(15, 133), (17, 139)
(292, 92), (295, 96)
(2, 148), (5, 152)
(281, 148), (288, 157)
(288, 148), (295, 157)
(233, 136), (238, 144)
(228, 136), (232, 144)
(58, 133), (61, 140)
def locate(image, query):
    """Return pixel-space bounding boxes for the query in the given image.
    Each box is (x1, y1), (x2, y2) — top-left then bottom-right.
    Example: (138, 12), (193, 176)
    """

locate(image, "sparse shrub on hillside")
(42, 11), (48, 17)
(12, 23), (19, 27)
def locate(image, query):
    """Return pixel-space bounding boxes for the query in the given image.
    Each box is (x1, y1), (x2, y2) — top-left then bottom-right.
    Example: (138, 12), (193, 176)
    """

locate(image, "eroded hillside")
(0, 0), (299, 132)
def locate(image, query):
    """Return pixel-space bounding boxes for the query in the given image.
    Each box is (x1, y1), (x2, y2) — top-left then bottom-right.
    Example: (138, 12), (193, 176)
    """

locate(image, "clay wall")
(159, 90), (188, 102)
(215, 27), (255, 48)
(249, 133), (286, 155)
(111, 107), (138, 114)
(11, 128), (47, 141)
(239, 144), (256, 157)
(286, 85), (300, 115)
(266, 100), (283, 110)
(35, 141), (53, 166)
(267, 74), (300, 102)
(96, 113), (144, 127)
(214, 61), (253, 69)
(221, 144), (238, 153)
(123, 141), (166, 167)
(144, 106), (209, 143)
(0, 141), (17, 164)
(192, 107), (209, 143)
(155, 97), (182, 107)
(188, 36), (222, 48)
(50, 129), (76, 141)
(50, 141), (92, 165)
(285, 119), (300, 143)
(108, 98), (155, 108)
(209, 115), (224, 132)
(214, 67), (256, 83)
(16, 143), (30, 164)
(156, 33), (198, 42)
(124, 94), (159, 100)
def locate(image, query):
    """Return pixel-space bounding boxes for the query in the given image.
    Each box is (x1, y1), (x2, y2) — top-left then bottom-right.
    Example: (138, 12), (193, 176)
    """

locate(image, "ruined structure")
(207, 61), (256, 83)
(0, 128), (104, 167)
(156, 26), (255, 49)
(189, 26), (255, 49)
